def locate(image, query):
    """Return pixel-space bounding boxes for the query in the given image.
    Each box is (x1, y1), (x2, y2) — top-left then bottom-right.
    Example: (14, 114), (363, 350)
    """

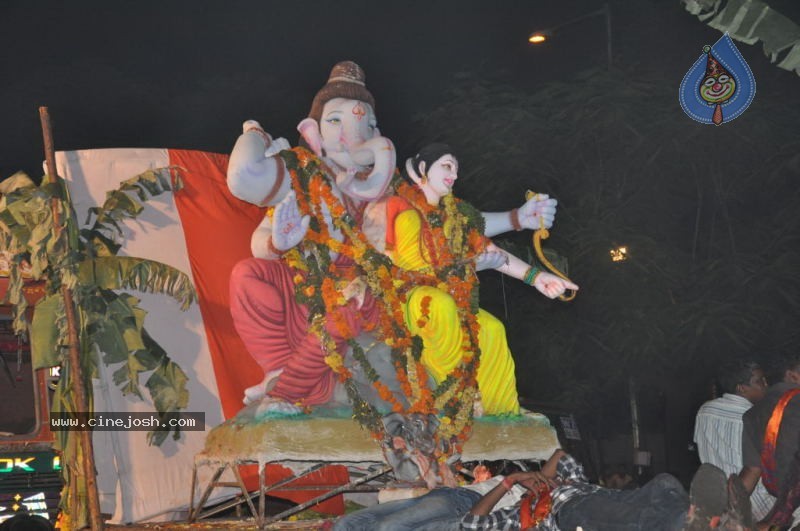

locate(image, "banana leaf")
(682, 0), (800, 75)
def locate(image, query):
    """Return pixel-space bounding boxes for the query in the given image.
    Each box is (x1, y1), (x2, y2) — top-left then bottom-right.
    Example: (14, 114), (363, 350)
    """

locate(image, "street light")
(610, 245), (628, 262)
(528, 33), (549, 44)
(528, 3), (613, 70)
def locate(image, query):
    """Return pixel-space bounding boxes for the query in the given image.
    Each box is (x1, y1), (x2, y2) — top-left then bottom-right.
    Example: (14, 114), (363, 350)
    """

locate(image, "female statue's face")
(423, 154), (458, 201)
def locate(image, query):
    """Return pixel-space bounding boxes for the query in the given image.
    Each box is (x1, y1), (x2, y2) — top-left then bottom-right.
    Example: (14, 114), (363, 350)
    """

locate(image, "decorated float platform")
(189, 406), (559, 528)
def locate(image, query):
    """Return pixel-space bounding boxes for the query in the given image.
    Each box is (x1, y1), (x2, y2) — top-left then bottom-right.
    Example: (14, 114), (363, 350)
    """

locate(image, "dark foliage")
(410, 66), (800, 431)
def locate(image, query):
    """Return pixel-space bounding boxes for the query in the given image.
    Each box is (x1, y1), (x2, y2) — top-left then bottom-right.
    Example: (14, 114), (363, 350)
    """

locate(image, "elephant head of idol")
(297, 61), (396, 202)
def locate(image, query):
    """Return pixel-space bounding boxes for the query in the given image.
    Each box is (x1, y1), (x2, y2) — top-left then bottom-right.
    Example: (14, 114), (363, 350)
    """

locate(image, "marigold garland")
(277, 147), (490, 470)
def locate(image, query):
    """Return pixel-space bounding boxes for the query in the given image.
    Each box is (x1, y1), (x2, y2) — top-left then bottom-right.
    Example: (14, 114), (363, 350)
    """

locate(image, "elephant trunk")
(343, 136), (397, 201)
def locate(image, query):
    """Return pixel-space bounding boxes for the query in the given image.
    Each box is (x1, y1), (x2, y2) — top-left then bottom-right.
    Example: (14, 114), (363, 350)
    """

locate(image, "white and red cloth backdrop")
(55, 148), (266, 523)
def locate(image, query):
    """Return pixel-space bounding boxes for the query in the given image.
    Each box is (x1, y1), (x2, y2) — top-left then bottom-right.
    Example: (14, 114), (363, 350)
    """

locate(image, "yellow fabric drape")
(391, 209), (519, 415)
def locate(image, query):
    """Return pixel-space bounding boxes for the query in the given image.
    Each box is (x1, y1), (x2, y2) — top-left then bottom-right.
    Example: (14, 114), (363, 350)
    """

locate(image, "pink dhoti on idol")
(229, 254), (380, 407)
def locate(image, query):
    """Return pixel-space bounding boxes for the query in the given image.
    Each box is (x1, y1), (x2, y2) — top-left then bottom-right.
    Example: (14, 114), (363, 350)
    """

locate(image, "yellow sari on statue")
(387, 191), (520, 415)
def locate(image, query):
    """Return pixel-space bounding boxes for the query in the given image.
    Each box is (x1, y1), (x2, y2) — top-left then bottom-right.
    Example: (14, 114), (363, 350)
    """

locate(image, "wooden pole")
(39, 106), (105, 531)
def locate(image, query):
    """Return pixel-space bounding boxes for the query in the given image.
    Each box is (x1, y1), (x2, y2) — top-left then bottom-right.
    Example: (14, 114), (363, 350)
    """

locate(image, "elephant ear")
(297, 118), (323, 156)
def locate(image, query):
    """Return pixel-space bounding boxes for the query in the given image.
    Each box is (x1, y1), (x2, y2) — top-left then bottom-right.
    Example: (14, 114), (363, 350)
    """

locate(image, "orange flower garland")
(519, 485), (553, 529)
(278, 147), (489, 470)
(417, 295), (432, 329)
(391, 182), (488, 447)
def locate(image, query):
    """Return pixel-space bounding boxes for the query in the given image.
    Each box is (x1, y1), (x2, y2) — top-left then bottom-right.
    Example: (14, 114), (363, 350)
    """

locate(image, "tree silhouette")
(409, 66), (800, 431)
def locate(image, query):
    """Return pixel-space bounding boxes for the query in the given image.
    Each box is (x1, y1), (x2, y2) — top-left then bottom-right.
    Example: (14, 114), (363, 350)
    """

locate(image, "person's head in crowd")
(716, 359), (767, 403)
(0, 513), (55, 531)
(779, 353), (800, 384)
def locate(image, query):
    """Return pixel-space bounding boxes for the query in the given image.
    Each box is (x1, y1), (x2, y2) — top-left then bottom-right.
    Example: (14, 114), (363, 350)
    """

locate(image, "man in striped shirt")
(461, 450), (746, 530)
(333, 448), (743, 530)
(694, 359), (773, 520)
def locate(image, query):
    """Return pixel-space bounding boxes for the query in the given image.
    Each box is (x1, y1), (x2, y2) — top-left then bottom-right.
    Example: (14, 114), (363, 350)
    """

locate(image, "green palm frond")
(78, 256), (196, 310)
(83, 167), (183, 256)
(1, 164), (194, 461)
(682, 0), (800, 76)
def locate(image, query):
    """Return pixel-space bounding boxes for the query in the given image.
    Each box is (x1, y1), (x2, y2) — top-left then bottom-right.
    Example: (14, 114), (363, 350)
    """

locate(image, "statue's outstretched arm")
(481, 194), (557, 237)
(481, 242), (579, 299)
(227, 120), (292, 206)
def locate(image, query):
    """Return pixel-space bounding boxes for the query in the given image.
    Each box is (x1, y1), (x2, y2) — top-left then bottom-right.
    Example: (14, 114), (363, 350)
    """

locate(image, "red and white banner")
(56, 148), (266, 522)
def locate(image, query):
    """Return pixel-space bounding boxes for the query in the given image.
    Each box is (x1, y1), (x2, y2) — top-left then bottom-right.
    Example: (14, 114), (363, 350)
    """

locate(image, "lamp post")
(528, 3), (613, 70)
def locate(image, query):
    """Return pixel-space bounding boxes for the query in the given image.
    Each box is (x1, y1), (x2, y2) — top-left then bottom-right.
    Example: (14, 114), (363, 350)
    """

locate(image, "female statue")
(385, 144), (578, 415)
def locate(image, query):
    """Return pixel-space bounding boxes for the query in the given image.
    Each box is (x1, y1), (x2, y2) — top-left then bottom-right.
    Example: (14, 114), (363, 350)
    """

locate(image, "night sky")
(3, 0), (800, 479)
(4, 0), (797, 179)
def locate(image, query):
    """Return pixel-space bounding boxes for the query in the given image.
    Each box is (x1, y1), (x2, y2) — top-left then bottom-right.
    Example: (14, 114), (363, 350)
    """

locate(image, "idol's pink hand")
(271, 190), (310, 251)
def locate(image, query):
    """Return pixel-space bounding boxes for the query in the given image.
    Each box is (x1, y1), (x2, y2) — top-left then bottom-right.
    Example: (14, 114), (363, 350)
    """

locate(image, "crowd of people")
(693, 355), (800, 530)
(320, 354), (800, 530)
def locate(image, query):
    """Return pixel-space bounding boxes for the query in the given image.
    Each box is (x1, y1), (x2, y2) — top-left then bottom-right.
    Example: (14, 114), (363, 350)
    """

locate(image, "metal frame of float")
(188, 410), (559, 527)
(188, 456), (393, 528)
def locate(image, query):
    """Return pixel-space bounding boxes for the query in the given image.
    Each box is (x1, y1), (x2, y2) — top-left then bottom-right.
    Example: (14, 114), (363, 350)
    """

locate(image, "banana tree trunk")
(40, 107), (104, 531)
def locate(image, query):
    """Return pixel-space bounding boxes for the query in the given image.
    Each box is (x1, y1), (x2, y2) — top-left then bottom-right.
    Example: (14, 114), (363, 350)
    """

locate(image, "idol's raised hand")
(518, 193), (557, 230)
(271, 190), (310, 252)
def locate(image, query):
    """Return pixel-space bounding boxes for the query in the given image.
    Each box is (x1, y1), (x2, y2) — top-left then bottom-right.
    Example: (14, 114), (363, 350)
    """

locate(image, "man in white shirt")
(694, 359), (772, 520)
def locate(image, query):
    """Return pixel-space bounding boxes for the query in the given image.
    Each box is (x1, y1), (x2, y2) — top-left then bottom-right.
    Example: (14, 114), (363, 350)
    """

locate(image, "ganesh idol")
(226, 61), (566, 415)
